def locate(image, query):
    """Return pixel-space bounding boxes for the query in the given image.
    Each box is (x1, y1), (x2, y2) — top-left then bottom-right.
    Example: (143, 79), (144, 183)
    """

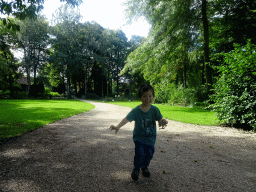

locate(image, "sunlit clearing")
(0, 179), (40, 191)
(2, 148), (29, 158)
(111, 170), (131, 180)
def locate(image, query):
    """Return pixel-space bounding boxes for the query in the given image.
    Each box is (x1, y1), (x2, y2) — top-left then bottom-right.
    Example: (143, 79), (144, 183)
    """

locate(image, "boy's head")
(138, 84), (155, 99)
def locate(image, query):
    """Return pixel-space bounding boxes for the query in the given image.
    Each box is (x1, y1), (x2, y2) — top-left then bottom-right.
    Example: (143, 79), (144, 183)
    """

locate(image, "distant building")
(17, 76), (28, 85)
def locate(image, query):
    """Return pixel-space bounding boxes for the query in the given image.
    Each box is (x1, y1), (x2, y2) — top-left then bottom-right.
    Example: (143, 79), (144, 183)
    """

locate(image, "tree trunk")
(84, 65), (88, 96)
(224, 4), (229, 53)
(183, 51), (188, 89)
(116, 51), (120, 96)
(26, 66), (31, 93)
(67, 75), (71, 99)
(34, 65), (37, 85)
(202, 0), (212, 92)
(66, 62), (71, 99)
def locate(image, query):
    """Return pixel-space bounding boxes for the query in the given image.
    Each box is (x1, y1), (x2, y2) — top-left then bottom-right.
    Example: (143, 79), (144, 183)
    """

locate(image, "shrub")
(154, 83), (202, 106)
(167, 85), (197, 106)
(0, 90), (10, 99)
(84, 93), (100, 100)
(50, 92), (61, 97)
(14, 91), (28, 99)
(209, 40), (256, 131)
(194, 85), (208, 102)
(167, 85), (184, 105)
(154, 82), (171, 103)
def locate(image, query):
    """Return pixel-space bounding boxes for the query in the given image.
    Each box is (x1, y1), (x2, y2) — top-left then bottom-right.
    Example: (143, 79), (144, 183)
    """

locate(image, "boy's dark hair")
(138, 84), (155, 98)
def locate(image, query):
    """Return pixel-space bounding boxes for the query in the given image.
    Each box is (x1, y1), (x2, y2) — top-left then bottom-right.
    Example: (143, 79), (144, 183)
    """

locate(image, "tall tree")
(17, 16), (49, 86)
(124, 0), (201, 92)
(120, 35), (146, 93)
(0, 0), (82, 56)
(50, 4), (83, 98)
(0, 17), (20, 96)
(103, 29), (130, 96)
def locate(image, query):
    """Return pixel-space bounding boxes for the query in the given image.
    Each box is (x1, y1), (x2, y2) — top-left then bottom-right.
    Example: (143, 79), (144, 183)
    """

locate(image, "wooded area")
(1, 1), (142, 99)
(0, 0), (255, 130)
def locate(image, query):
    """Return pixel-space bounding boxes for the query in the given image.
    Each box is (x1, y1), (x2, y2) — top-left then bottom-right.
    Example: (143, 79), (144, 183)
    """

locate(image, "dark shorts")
(134, 141), (155, 169)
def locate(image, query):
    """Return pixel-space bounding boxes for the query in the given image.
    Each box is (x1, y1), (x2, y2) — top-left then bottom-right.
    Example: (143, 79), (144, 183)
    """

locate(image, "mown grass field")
(0, 99), (95, 140)
(106, 101), (219, 126)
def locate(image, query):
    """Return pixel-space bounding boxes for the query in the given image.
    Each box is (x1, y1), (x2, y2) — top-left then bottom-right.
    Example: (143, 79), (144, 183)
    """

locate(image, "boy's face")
(140, 90), (154, 106)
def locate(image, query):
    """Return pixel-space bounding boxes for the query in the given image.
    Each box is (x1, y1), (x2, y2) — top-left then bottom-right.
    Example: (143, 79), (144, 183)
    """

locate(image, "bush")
(0, 90), (10, 99)
(83, 93), (100, 100)
(14, 91), (28, 99)
(154, 82), (204, 106)
(194, 85), (209, 102)
(167, 85), (184, 105)
(49, 92), (61, 97)
(209, 40), (256, 131)
(167, 85), (198, 107)
(154, 82), (171, 103)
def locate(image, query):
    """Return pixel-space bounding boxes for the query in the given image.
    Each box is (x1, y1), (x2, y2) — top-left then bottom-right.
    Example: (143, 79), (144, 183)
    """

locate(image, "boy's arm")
(110, 117), (130, 134)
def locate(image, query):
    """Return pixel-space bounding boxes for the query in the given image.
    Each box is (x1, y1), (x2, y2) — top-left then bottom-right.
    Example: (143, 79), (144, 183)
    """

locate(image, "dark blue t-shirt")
(126, 105), (163, 146)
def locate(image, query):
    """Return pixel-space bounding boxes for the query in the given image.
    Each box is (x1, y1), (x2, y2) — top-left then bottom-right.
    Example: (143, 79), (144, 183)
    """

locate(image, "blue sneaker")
(131, 168), (140, 181)
(141, 167), (150, 177)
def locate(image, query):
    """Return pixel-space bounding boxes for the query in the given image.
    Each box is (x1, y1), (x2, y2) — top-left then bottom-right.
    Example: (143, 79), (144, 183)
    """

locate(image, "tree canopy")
(122, 0), (256, 129)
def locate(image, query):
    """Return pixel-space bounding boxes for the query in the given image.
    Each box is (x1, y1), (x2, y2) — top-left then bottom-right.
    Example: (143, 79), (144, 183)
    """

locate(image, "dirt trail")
(0, 100), (255, 191)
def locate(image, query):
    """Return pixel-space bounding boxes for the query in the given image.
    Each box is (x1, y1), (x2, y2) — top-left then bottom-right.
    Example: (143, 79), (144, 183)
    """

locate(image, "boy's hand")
(158, 118), (168, 129)
(110, 125), (120, 134)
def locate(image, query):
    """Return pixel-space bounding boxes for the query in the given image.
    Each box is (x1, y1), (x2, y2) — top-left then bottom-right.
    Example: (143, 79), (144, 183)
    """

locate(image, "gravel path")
(0, 100), (255, 192)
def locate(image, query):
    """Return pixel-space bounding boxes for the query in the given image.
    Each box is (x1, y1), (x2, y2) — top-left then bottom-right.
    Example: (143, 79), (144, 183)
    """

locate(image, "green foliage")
(0, 90), (10, 99)
(14, 91), (28, 99)
(124, 0), (206, 101)
(84, 93), (100, 100)
(209, 40), (256, 131)
(0, 18), (21, 94)
(17, 16), (50, 87)
(154, 81), (172, 104)
(153, 82), (208, 107)
(124, 0), (256, 107)
(168, 85), (195, 106)
(49, 92), (61, 97)
(0, 0), (82, 20)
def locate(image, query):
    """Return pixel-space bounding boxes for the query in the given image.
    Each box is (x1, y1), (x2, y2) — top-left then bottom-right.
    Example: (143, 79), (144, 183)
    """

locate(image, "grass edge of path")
(90, 100), (219, 126)
(0, 99), (95, 142)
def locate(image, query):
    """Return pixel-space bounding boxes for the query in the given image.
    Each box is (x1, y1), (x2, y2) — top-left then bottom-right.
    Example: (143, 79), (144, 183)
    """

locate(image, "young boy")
(109, 84), (168, 181)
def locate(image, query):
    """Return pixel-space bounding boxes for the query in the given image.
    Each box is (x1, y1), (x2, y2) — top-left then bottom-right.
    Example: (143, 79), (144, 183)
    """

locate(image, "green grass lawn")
(0, 99), (95, 140)
(106, 101), (219, 126)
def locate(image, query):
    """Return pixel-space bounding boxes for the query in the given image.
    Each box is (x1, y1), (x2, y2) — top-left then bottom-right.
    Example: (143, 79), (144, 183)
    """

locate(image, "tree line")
(1, 2), (144, 99)
(121, 0), (256, 130)
(122, 0), (255, 101)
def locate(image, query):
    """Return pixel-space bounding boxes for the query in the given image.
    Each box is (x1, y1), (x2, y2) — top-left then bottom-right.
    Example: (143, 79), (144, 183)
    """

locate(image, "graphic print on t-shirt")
(141, 116), (154, 136)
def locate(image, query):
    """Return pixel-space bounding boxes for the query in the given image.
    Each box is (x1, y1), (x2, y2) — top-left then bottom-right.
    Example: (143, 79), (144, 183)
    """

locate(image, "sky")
(41, 0), (151, 40)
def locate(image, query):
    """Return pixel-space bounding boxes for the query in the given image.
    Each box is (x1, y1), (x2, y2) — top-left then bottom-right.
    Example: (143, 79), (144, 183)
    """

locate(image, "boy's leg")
(132, 141), (147, 181)
(134, 141), (146, 169)
(142, 144), (155, 169)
